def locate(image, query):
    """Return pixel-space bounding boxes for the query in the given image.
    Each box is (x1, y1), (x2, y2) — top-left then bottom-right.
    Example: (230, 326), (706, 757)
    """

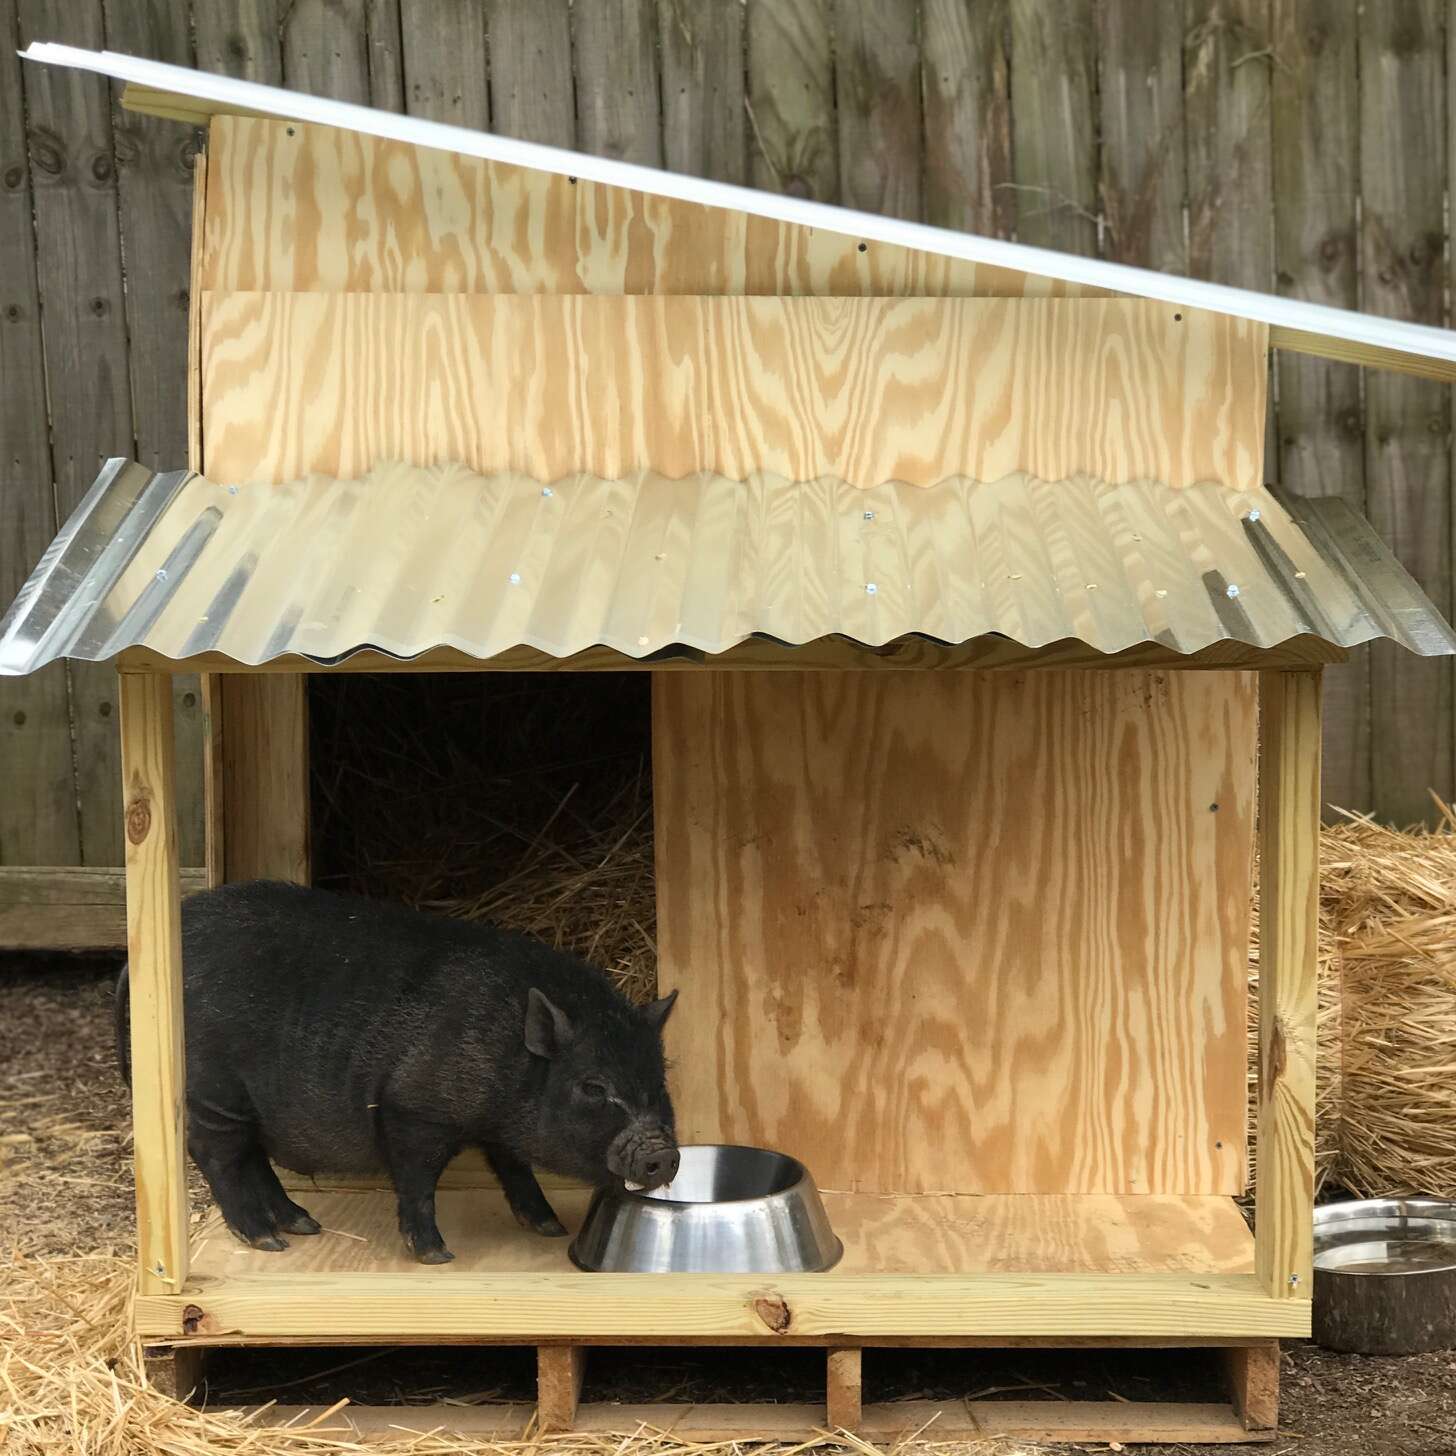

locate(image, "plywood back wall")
(200, 292), (1267, 490)
(655, 670), (1256, 1197)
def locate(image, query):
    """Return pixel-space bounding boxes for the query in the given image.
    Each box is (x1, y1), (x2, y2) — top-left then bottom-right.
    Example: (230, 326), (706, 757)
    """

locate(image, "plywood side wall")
(199, 292), (1268, 492)
(656, 670), (1256, 1196)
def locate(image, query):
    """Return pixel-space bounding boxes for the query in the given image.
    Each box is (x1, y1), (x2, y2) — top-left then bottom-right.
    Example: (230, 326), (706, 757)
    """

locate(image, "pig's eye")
(577, 1079), (608, 1103)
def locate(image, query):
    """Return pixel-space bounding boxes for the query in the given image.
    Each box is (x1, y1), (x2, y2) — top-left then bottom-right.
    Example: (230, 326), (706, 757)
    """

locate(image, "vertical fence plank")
(281, 0), (371, 101)
(746, 0), (837, 200)
(1186, 0), (1276, 288)
(193, 0), (282, 84)
(833, 0), (922, 219)
(922, 0), (1012, 235)
(488, 0), (574, 146)
(0, 0), (81, 866)
(1360, 1), (1452, 825)
(1271, 0), (1369, 816)
(17, 0), (134, 865)
(572, 0), (663, 165)
(660, 0), (746, 183)
(401, 0), (488, 126)
(1098, 0), (1186, 270)
(101, 0), (207, 867)
(1009, 0), (1098, 253)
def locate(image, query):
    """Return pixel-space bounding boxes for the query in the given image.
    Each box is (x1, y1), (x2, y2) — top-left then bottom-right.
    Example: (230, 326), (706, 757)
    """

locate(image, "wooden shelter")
(6, 45), (1456, 1446)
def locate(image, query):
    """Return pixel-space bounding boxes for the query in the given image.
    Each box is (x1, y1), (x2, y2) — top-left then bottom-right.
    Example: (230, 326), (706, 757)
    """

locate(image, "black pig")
(115, 879), (679, 1263)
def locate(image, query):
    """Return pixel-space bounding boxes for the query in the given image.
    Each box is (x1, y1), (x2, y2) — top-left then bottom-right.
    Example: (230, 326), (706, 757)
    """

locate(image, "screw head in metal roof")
(542, 486), (554, 497)
(1010, 572), (1022, 581)
(1226, 583), (1241, 598)
(1245, 507), (1261, 523)
(225, 484), (239, 495)
(638, 635), (650, 647)
(863, 510), (875, 521)
(508, 572), (521, 585)
(865, 582), (878, 595)
(1155, 588), (1168, 599)
(155, 568), (168, 582)
(1086, 582), (1098, 591)
(1294, 570), (1307, 580)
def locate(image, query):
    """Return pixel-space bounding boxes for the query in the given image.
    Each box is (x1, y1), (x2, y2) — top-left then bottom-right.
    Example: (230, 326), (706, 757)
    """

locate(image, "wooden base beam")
(536, 1346), (586, 1433)
(826, 1347), (862, 1430)
(1223, 1342), (1280, 1434)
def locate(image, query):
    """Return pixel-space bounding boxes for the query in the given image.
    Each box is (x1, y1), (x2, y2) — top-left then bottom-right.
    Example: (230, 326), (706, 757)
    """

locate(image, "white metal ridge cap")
(21, 41), (1456, 369)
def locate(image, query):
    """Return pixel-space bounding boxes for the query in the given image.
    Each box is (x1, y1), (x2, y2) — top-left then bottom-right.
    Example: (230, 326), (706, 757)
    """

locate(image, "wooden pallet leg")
(827, 1348), (863, 1431)
(538, 1345), (586, 1433)
(173, 1345), (208, 1404)
(1223, 1343), (1279, 1435)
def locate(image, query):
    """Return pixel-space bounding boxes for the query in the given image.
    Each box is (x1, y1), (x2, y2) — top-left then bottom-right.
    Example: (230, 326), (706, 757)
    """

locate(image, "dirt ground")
(3, 954), (1454, 1456)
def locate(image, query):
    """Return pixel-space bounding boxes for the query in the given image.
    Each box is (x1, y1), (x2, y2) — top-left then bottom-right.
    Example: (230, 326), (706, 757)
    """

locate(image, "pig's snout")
(608, 1122), (679, 1192)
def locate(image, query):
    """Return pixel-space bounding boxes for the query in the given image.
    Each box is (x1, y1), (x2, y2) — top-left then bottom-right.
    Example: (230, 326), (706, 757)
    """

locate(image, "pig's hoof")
(248, 1232), (288, 1252)
(416, 1246), (455, 1265)
(279, 1212), (321, 1235)
(535, 1217), (569, 1238)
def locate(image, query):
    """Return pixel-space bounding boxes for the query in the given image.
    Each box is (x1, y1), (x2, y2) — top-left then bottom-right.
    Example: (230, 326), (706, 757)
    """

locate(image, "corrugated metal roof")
(1, 458), (1452, 673)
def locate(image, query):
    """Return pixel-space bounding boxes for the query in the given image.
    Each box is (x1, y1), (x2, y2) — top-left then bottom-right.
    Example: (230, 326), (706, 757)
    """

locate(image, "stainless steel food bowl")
(1313, 1198), (1456, 1354)
(569, 1144), (843, 1273)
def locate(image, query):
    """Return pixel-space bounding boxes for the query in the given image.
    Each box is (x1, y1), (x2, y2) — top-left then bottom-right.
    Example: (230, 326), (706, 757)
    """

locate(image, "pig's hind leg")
(482, 1142), (567, 1237)
(378, 1108), (458, 1264)
(188, 1103), (291, 1252)
(245, 1147), (321, 1236)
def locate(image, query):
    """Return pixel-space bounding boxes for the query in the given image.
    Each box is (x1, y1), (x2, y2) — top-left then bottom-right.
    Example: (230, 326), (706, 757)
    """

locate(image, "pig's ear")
(525, 988), (575, 1058)
(642, 988), (678, 1034)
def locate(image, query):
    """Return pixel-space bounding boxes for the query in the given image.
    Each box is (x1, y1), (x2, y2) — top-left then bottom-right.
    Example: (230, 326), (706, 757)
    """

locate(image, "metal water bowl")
(1313, 1198), (1456, 1353)
(569, 1144), (843, 1274)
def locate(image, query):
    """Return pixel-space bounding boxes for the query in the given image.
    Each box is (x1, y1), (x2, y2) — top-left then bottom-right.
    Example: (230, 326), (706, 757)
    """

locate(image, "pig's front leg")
(483, 1142), (567, 1237)
(378, 1107), (459, 1264)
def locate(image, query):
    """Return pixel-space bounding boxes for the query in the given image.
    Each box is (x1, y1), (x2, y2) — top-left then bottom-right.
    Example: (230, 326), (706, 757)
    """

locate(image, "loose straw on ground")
(0, 1254), (1043, 1456)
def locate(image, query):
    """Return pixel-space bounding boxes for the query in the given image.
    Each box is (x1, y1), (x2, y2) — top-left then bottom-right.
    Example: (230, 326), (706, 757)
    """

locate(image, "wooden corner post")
(1255, 669), (1321, 1305)
(120, 670), (190, 1296)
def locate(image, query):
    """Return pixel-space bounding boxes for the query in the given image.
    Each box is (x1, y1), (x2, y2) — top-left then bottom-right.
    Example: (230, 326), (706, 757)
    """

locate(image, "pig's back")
(180, 881), (476, 1174)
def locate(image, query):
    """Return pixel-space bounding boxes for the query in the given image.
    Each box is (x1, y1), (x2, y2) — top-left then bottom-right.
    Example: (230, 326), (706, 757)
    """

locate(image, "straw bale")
(1322, 803), (1456, 1199)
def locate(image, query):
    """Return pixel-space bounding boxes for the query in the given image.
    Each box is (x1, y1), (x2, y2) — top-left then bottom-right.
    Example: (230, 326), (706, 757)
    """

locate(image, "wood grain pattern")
(400, 0), (488, 128)
(745, 0), (836, 200)
(660, 0), (746, 184)
(0, 0), (79, 866)
(571, 0), (661, 166)
(825, 1348), (862, 1430)
(199, 116), (1091, 301)
(119, 672), (189, 1296)
(537, 1345), (585, 1432)
(103, 0), (208, 867)
(17, 0), (133, 864)
(1010, 0), (1098, 255)
(833, 0), (921, 220)
(1223, 1342), (1280, 1432)
(1360, 1), (1453, 825)
(656, 671), (1256, 1196)
(921, 0), (1012, 236)
(487, 0), (575, 148)
(0, 865), (205, 949)
(200, 292), (1269, 491)
(135, 1268), (1305, 1340)
(188, 1188), (1256, 1282)
(1254, 670), (1320, 1302)
(1271, 0), (1369, 816)
(1099, 0), (1187, 271)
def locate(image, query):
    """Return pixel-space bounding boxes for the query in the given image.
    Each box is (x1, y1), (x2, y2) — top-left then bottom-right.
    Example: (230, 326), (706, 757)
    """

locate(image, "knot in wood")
(181, 1304), (205, 1335)
(90, 152), (114, 183)
(125, 794), (153, 845)
(751, 1293), (791, 1333)
(28, 130), (64, 177)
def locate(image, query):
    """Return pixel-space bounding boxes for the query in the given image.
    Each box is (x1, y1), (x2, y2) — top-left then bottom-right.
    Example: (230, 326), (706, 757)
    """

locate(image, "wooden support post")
(1255, 670), (1321, 1303)
(1223, 1343), (1280, 1434)
(537, 1345), (586, 1433)
(172, 1346), (208, 1404)
(119, 671), (190, 1297)
(826, 1347), (863, 1431)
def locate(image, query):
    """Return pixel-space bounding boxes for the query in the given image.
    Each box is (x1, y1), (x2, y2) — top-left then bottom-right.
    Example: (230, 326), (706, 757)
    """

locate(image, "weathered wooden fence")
(1, 0), (1452, 885)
